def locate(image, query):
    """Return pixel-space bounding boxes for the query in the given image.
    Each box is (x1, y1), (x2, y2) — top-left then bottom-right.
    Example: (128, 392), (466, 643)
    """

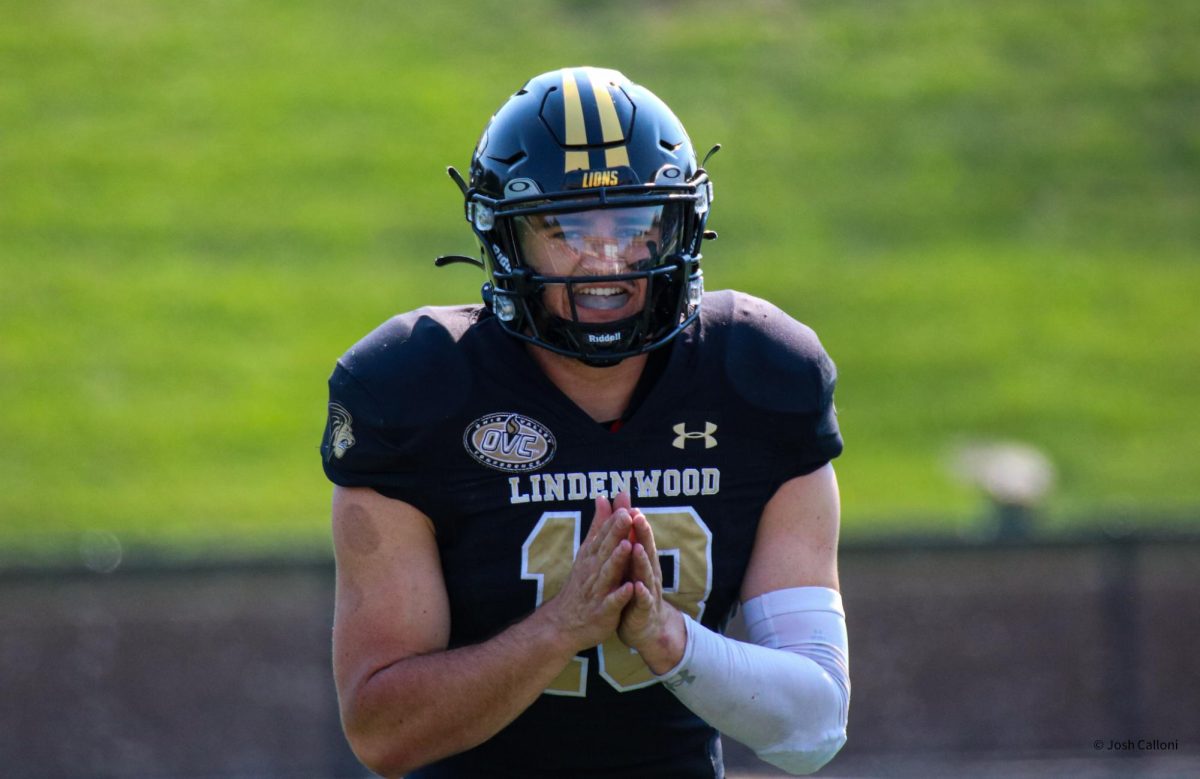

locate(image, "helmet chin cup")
(461, 67), (714, 365)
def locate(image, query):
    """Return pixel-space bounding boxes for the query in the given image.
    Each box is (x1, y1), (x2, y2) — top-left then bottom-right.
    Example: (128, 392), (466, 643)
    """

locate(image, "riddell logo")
(464, 413), (557, 473)
(587, 331), (621, 344)
(491, 243), (513, 272)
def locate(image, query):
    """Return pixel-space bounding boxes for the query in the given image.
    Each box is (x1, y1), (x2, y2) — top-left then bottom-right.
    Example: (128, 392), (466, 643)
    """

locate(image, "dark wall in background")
(2, 536), (1197, 778)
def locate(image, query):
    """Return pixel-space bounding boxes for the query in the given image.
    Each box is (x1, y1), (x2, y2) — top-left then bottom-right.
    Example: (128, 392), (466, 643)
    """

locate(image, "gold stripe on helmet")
(585, 68), (630, 168)
(561, 69), (589, 172)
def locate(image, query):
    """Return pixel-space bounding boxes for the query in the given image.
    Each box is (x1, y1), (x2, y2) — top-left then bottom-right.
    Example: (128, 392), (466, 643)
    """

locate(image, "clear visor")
(513, 205), (681, 276)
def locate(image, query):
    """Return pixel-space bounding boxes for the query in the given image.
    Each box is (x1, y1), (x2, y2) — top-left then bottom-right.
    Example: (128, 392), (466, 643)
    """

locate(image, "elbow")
(337, 656), (432, 778)
(756, 686), (849, 776)
(763, 651), (850, 775)
(756, 728), (847, 775)
(344, 723), (422, 779)
(340, 688), (426, 779)
(342, 717), (400, 778)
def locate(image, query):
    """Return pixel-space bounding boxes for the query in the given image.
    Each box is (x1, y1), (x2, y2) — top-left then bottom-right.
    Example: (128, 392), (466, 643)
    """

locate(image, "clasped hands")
(544, 491), (686, 675)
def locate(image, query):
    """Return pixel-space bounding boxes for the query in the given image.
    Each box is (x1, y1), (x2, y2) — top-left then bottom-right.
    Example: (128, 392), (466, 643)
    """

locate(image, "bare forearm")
(342, 607), (576, 777)
(337, 496), (636, 777)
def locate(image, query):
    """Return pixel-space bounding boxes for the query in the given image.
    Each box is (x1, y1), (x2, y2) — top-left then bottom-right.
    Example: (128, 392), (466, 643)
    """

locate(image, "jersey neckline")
(473, 308), (701, 441)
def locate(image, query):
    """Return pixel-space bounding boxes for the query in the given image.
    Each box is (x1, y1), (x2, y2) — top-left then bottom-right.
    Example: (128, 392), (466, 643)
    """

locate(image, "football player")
(322, 67), (849, 778)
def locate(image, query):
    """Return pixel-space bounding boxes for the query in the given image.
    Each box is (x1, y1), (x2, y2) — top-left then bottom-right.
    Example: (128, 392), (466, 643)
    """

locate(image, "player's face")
(514, 206), (666, 323)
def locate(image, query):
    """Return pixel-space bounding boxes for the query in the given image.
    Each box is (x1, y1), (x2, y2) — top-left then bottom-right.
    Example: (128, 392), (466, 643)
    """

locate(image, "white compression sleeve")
(656, 587), (850, 775)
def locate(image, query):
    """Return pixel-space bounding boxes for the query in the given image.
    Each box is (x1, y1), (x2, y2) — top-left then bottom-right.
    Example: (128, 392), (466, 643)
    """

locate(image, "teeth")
(574, 285), (631, 311)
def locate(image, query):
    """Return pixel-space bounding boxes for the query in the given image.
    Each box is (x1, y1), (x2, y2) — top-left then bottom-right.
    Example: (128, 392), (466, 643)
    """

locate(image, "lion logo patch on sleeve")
(325, 402), (356, 461)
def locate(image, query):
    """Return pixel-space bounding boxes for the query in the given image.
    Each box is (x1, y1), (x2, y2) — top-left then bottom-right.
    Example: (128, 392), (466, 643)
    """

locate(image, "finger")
(584, 494), (614, 546)
(644, 544), (668, 602)
(635, 580), (654, 609)
(613, 493), (635, 543)
(594, 539), (632, 590)
(626, 505), (644, 544)
(621, 582), (652, 633)
(597, 508), (632, 558)
(632, 544), (658, 593)
(632, 514), (663, 582)
(602, 581), (635, 615)
(624, 580), (648, 610)
(631, 512), (653, 549)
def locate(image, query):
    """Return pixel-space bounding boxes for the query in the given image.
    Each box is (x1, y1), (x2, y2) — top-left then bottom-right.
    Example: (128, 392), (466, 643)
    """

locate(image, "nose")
(576, 254), (620, 276)
(575, 237), (637, 274)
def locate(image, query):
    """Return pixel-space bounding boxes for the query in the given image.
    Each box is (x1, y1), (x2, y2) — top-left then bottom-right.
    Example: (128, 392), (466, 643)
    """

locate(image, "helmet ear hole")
(504, 178), (542, 197)
(653, 165), (684, 183)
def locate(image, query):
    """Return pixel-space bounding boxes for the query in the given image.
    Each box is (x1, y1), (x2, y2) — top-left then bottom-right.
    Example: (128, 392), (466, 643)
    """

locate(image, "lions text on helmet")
(444, 66), (717, 366)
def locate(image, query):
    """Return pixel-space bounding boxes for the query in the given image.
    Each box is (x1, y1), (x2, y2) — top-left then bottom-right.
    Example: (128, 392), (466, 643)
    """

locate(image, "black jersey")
(321, 290), (843, 778)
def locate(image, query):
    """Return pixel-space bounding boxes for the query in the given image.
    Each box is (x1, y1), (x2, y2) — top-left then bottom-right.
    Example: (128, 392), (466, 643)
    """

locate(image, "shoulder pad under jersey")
(718, 292), (837, 416)
(334, 305), (477, 429)
(321, 307), (478, 509)
(704, 291), (843, 475)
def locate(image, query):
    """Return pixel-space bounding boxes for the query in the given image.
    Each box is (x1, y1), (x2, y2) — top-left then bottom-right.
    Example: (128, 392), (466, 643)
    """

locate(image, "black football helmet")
(451, 67), (716, 366)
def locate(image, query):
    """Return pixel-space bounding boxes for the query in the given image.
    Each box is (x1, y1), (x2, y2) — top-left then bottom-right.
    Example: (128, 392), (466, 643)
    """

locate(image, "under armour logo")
(663, 669), (697, 690)
(672, 422), (717, 449)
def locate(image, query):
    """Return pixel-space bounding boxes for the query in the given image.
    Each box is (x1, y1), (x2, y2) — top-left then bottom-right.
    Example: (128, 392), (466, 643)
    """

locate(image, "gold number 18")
(521, 507), (713, 696)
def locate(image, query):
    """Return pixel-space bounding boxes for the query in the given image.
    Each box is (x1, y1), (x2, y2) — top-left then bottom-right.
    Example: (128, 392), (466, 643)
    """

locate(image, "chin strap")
(434, 254), (485, 269)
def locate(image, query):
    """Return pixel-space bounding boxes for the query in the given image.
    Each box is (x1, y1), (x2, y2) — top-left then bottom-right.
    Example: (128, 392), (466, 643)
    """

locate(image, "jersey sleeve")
(319, 307), (477, 520)
(321, 362), (440, 516)
(724, 293), (844, 482)
(776, 345), (842, 480)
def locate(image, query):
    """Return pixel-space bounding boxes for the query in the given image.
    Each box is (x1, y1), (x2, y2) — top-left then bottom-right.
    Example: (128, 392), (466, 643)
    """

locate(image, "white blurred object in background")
(949, 441), (1056, 539)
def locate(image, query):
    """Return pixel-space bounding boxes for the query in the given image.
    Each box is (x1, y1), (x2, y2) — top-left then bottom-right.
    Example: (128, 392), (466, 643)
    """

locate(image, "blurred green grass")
(2, 0), (1198, 556)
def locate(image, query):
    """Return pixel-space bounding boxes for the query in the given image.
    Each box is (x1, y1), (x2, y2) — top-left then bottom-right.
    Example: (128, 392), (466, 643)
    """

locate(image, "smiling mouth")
(573, 285), (632, 311)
